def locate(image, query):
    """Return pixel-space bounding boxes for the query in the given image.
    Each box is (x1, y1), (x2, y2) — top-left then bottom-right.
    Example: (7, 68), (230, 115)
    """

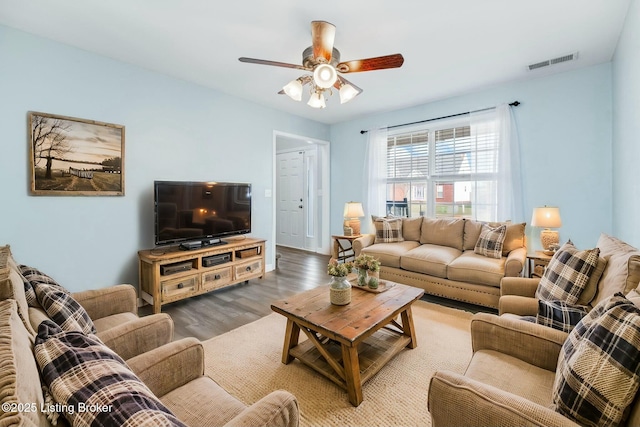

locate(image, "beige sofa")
(354, 217), (527, 309)
(0, 245), (299, 427)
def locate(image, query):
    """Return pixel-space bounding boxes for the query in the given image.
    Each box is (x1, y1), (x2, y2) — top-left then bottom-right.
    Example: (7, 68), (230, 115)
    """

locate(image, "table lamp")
(343, 202), (365, 236)
(531, 206), (562, 250)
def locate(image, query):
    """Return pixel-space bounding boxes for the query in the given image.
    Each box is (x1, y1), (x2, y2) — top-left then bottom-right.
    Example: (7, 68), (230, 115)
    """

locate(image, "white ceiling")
(0, 0), (631, 125)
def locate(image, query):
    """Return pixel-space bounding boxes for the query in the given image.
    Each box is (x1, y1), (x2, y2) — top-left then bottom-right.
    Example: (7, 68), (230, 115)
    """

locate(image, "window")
(385, 117), (499, 221)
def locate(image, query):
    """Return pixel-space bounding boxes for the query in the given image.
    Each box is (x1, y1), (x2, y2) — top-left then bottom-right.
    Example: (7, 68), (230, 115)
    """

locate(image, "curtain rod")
(359, 101), (520, 134)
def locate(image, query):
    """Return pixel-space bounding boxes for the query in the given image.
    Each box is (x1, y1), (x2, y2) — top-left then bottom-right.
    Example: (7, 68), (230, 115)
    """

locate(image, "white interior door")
(276, 151), (305, 249)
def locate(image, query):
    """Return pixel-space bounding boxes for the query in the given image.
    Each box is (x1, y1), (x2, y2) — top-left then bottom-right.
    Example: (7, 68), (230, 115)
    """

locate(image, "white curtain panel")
(469, 104), (524, 223)
(496, 104), (524, 223)
(363, 126), (388, 233)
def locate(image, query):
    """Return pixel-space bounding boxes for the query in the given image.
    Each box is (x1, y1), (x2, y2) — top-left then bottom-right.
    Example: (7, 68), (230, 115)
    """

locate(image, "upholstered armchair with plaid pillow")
(429, 291), (640, 427)
(499, 233), (640, 332)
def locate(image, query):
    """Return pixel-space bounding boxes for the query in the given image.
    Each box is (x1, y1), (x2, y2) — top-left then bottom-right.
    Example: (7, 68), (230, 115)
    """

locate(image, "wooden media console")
(138, 237), (265, 313)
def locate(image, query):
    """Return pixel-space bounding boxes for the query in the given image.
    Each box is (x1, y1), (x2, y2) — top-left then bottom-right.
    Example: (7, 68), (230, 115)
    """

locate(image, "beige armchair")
(428, 312), (640, 426)
(24, 283), (174, 360)
(127, 337), (299, 427)
(499, 233), (640, 320)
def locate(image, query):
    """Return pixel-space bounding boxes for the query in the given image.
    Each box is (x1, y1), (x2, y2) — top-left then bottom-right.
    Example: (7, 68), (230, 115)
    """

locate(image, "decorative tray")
(349, 279), (396, 293)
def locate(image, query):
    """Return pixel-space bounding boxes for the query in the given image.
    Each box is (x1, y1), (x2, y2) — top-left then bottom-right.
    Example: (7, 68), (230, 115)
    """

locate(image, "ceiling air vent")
(528, 52), (578, 71)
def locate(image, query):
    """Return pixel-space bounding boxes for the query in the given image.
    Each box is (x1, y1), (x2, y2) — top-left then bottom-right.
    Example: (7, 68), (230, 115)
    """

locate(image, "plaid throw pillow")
(16, 265), (42, 307)
(535, 242), (600, 305)
(536, 300), (589, 332)
(473, 224), (507, 259)
(373, 218), (404, 244)
(35, 321), (187, 427)
(20, 265), (96, 334)
(553, 293), (640, 427)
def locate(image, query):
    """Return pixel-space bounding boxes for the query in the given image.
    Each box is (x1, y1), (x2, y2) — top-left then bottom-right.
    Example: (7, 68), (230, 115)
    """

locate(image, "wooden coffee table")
(271, 281), (424, 406)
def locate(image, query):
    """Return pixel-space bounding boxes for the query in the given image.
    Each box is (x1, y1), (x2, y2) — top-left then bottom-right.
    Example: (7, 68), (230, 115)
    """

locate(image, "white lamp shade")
(343, 202), (365, 218)
(282, 79), (303, 101)
(313, 64), (338, 89)
(531, 206), (562, 228)
(307, 91), (326, 108)
(339, 83), (359, 104)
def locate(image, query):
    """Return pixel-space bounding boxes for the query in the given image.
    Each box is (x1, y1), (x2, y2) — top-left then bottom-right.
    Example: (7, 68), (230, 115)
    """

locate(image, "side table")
(527, 251), (552, 278)
(332, 234), (361, 263)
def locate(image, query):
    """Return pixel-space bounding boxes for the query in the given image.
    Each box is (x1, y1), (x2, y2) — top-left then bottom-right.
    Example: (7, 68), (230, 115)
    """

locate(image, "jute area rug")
(203, 300), (474, 427)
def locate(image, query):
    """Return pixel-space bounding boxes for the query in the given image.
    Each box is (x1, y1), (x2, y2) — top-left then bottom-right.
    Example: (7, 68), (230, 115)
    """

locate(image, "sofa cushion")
(361, 241), (420, 269)
(447, 251), (506, 287)
(592, 233), (640, 307)
(463, 220), (484, 251)
(34, 320), (187, 427)
(401, 244), (462, 278)
(474, 224), (507, 259)
(401, 216), (423, 242)
(535, 242), (600, 305)
(465, 349), (556, 407)
(553, 293), (640, 427)
(20, 265), (96, 334)
(420, 217), (465, 251)
(0, 300), (50, 427)
(373, 217), (404, 243)
(536, 300), (589, 333)
(161, 376), (246, 426)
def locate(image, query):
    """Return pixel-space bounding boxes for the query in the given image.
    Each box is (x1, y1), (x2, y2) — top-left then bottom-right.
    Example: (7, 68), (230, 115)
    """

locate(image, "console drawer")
(161, 275), (198, 302)
(234, 259), (263, 281)
(201, 266), (232, 291)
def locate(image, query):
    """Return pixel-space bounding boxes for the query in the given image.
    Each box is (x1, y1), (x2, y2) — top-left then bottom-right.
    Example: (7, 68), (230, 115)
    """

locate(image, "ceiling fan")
(239, 20), (404, 108)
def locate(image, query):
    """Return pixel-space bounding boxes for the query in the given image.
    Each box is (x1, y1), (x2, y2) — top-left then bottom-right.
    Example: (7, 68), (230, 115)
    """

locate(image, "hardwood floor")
(139, 245), (492, 342)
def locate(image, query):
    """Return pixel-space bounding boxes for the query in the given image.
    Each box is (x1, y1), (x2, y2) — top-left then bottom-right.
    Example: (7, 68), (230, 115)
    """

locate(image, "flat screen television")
(154, 181), (251, 248)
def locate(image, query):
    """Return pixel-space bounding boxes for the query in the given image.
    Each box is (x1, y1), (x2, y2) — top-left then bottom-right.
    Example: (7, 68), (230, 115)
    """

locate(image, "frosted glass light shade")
(313, 64), (338, 89)
(307, 92), (326, 108)
(339, 83), (359, 104)
(282, 79), (303, 101)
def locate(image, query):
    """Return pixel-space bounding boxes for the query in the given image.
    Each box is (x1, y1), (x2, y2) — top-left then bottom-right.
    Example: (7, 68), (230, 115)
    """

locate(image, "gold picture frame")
(28, 111), (125, 196)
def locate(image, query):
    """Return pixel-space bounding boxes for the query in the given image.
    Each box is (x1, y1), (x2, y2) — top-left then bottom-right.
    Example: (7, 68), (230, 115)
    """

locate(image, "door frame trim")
(273, 131), (331, 259)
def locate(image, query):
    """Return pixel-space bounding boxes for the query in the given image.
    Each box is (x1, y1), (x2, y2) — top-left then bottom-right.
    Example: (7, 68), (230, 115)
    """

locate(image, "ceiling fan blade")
(337, 53), (405, 73)
(239, 57), (309, 71)
(311, 21), (336, 62)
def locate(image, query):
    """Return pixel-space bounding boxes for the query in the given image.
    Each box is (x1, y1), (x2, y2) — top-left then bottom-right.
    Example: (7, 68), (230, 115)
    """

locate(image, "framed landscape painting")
(28, 112), (125, 196)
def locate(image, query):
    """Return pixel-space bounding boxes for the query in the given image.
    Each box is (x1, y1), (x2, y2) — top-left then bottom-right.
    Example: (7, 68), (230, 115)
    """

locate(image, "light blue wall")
(0, 25), (329, 292)
(613, 0), (640, 247)
(330, 63), (613, 250)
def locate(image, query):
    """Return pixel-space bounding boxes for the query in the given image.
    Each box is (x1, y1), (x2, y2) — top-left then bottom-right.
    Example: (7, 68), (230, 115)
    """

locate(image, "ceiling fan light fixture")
(313, 64), (338, 89)
(339, 83), (360, 104)
(282, 79), (303, 101)
(307, 91), (326, 109)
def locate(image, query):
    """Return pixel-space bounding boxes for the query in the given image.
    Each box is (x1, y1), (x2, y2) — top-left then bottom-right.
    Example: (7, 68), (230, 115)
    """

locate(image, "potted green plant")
(353, 254), (382, 289)
(353, 254), (375, 286)
(365, 257), (381, 289)
(327, 258), (353, 305)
